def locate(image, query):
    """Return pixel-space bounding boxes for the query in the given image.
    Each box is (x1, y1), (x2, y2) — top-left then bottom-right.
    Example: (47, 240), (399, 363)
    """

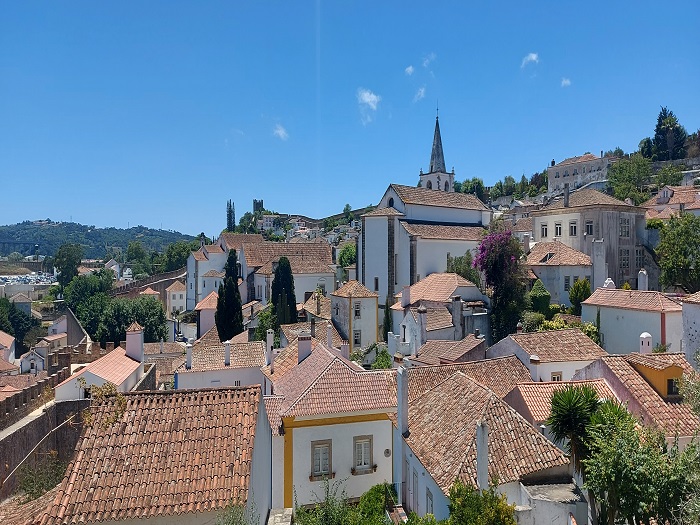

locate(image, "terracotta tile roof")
(230, 331), (251, 344)
(0, 371), (48, 389)
(393, 273), (477, 305)
(202, 269), (225, 278)
(527, 241), (592, 266)
(263, 337), (336, 384)
(391, 184), (489, 210)
(143, 342), (185, 355)
(10, 293), (31, 303)
(0, 329), (17, 348)
(194, 290), (218, 311)
(361, 206), (405, 217)
(146, 355), (185, 387)
(42, 332), (67, 342)
(398, 372), (569, 493)
(178, 340), (266, 372)
(56, 347), (140, 388)
(332, 280), (378, 299)
(505, 379), (616, 423)
(190, 247), (207, 261)
(400, 222), (486, 241)
(241, 300), (265, 320)
(624, 352), (690, 371)
(127, 321), (143, 332)
(195, 324), (221, 346)
(264, 395), (285, 435)
(598, 354), (700, 437)
(37, 387), (262, 525)
(242, 241), (332, 269)
(508, 329), (607, 363)
(683, 291), (700, 305)
(537, 189), (634, 211)
(0, 384), (20, 401)
(582, 288), (682, 313)
(0, 486), (60, 525)
(256, 256), (334, 276)
(512, 217), (533, 233)
(404, 356), (532, 399)
(409, 306), (454, 331)
(203, 244), (224, 254)
(218, 232), (264, 251)
(165, 280), (186, 292)
(280, 321), (343, 348)
(554, 153), (601, 166)
(413, 336), (485, 365)
(302, 292), (332, 320)
(641, 186), (700, 208)
(139, 287), (160, 296)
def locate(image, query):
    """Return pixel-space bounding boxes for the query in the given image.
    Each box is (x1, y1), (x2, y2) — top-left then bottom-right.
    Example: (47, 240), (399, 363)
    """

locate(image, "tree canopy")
(656, 212), (700, 293)
(338, 244), (356, 268)
(569, 278), (592, 316)
(607, 153), (652, 205)
(652, 106), (688, 161)
(271, 256), (296, 326)
(54, 243), (84, 290)
(446, 250), (481, 289)
(216, 250), (244, 342)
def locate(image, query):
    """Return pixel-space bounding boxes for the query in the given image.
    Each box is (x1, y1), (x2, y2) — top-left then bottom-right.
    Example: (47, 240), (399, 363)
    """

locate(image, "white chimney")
(326, 323), (333, 349)
(185, 339), (193, 369)
(417, 305), (428, 349)
(224, 340), (231, 366)
(340, 341), (350, 360)
(476, 420), (489, 490)
(401, 286), (411, 308)
(298, 330), (312, 363)
(638, 268), (648, 291)
(640, 332), (652, 354)
(125, 322), (144, 363)
(397, 366), (409, 437)
(266, 329), (274, 366)
(603, 277), (616, 289)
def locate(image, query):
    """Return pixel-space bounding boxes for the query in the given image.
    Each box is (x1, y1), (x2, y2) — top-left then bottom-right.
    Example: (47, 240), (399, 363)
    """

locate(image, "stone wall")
(109, 267), (186, 299)
(0, 367), (70, 432)
(134, 363), (157, 392)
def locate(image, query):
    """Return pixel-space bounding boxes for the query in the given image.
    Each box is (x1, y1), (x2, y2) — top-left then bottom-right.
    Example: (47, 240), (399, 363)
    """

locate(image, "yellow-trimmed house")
(262, 331), (396, 507)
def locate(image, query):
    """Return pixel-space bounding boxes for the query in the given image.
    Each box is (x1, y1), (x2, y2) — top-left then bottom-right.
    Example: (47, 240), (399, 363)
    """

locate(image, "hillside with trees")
(0, 220), (196, 259)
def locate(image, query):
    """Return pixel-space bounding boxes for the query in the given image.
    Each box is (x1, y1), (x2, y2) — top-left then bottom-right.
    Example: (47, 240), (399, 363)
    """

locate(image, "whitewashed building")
(330, 280), (378, 353)
(165, 280), (186, 317)
(526, 241), (592, 306)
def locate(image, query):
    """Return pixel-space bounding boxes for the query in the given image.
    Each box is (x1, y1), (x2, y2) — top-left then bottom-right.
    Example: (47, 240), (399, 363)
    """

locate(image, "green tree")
(446, 250), (481, 289)
(96, 296), (166, 345)
(607, 153), (652, 204)
(639, 137), (653, 158)
(226, 199), (236, 232)
(338, 244), (357, 268)
(237, 212), (257, 234)
(163, 240), (199, 272)
(343, 203), (353, 222)
(253, 307), (278, 345)
(271, 257), (296, 327)
(462, 177), (486, 202)
(7, 301), (38, 351)
(54, 243), (84, 290)
(656, 212), (700, 292)
(294, 479), (386, 525)
(447, 480), (516, 525)
(126, 240), (148, 264)
(529, 279), (551, 315)
(371, 345), (392, 369)
(656, 163), (684, 188)
(7, 251), (24, 263)
(473, 229), (525, 342)
(653, 106), (688, 161)
(568, 278), (591, 316)
(75, 293), (111, 340)
(216, 277), (244, 342)
(64, 269), (114, 312)
(382, 300), (392, 342)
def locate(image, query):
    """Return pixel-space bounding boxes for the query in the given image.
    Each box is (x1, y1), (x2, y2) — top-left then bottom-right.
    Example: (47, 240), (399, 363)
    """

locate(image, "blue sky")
(2, 1), (699, 237)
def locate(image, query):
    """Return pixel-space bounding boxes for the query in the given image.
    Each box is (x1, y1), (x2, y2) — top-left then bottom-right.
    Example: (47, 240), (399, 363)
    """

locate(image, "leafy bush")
(546, 304), (561, 320)
(522, 311), (545, 332)
(646, 218), (664, 230)
(569, 278), (592, 316)
(529, 279), (551, 315)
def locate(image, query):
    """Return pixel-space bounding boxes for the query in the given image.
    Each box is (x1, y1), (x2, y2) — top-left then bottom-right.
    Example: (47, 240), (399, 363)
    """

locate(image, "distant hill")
(0, 220), (196, 259)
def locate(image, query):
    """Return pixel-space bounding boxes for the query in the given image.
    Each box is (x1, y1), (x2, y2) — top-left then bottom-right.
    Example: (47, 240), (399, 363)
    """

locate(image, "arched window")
(388, 197), (394, 207)
(444, 181), (449, 191)
(426, 180), (432, 189)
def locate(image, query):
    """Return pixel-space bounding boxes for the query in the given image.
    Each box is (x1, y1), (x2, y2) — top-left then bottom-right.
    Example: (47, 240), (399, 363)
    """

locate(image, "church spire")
(429, 113), (446, 174)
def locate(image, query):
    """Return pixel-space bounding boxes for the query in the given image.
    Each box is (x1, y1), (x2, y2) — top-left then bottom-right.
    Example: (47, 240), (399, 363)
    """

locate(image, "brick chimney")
(451, 296), (463, 340)
(340, 341), (350, 360)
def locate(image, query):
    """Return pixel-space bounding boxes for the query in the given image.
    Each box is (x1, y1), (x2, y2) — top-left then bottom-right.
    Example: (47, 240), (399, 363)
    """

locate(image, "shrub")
(522, 311), (545, 332)
(546, 304), (561, 320)
(529, 279), (551, 315)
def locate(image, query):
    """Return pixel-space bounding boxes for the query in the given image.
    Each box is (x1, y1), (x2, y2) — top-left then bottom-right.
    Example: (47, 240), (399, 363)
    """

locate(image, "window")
(190, 283), (193, 289)
(573, 168), (578, 175)
(551, 372), (562, 382)
(585, 220), (593, 236)
(374, 277), (379, 291)
(444, 181), (449, 191)
(354, 302), (361, 319)
(564, 276), (571, 291)
(172, 294), (176, 300)
(555, 223), (562, 237)
(234, 380), (241, 387)
(541, 223), (548, 238)
(564, 170), (569, 177)
(426, 489), (433, 515)
(569, 221), (577, 236)
(388, 197), (394, 207)
(180, 294), (183, 300)
(203, 281), (206, 288)
(555, 171), (560, 178)
(353, 330), (361, 346)
(667, 378), (680, 396)
(635, 248), (644, 269)
(574, 275), (579, 283)
(619, 217), (630, 238)
(619, 249), (630, 269)
(353, 435), (373, 472)
(426, 180), (432, 189)
(311, 440), (332, 479)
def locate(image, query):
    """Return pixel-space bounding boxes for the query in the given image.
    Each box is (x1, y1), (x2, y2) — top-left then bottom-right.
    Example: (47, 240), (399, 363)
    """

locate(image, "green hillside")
(0, 220), (196, 259)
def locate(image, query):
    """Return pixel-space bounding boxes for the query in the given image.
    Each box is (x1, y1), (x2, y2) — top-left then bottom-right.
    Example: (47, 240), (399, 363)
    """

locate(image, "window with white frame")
(620, 249), (630, 269)
(555, 223), (562, 237)
(635, 247), (644, 268)
(311, 440), (332, 479)
(354, 302), (361, 319)
(541, 223), (548, 238)
(585, 220), (593, 236)
(619, 217), (630, 238)
(353, 435), (373, 472)
(551, 372), (562, 381)
(353, 330), (361, 346)
(569, 221), (577, 236)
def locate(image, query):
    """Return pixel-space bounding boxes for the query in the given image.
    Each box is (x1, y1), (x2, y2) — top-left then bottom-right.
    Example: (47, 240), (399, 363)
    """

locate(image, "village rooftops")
(391, 272), (477, 308)
(394, 372), (569, 493)
(332, 280), (378, 298)
(411, 335), (485, 366)
(361, 206), (405, 217)
(536, 189), (636, 212)
(553, 153), (601, 166)
(255, 256), (334, 276)
(390, 184), (489, 210)
(194, 290), (218, 311)
(9, 293), (31, 303)
(302, 292), (331, 320)
(35, 387), (262, 525)
(508, 329), (607, 363)
(0, 330), (15, 348)
(0, 358), (18, 374)
(218, 232), (264, 251)
(400, 222), (486, 241)
(512, 217), (533, 233)
(409, 306), (454, 331)
(202, 269), (225, 278)
(55, 347), (140, 388)
(280, 321), (343, 349)
(138, 286), (160, 296)
(241, 241), (332, 269)
(527, 241), (592, 266)
(582, 288), (682, 313)
(641, 185), (700, 208)
(143, 341), (185, 355)
(178, 338), (266, 372)
(165, 280), (186, 292)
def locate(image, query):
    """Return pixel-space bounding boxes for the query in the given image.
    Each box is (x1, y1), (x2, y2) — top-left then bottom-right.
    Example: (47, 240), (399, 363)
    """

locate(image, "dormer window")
(540, 253), (555, 263)
(667, 378), (680, 396)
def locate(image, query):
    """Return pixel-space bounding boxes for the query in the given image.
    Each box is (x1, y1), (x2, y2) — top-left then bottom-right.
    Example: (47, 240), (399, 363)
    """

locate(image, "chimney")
(451, 296), (463, 340)
(316, 293), (321, 315)
(551, 159), (555, 167)
(125, 322), (144, 363)
(224, 340), (231, 366)
(266, 329), (274, 366)
(397, 366), (409, 437)
(638, 268), (648, 291)
(600, 150), (603, 158)
(340, 341), (350, 360)
(401, 285), (411, 308)
(603, 277), (616, 289)
(563, 183), (570, 207)
(417, 304), (428, 352)
(476, 421), (489, 490)
(310, 317), (316, 338)
(522, 233), (530, 253)
(298, 330), (312, 363)
(326, 323), (333, 349)
(185, 339), (193, 369)
(516, 321), (523, 334)
(159, 339), (164, 354)
(640, 332), (652, 354)
(474, 328), (480, 338)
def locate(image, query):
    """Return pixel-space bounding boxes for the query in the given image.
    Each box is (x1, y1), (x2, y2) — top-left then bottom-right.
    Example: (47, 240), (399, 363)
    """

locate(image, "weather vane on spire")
(436, 100), (439, 119)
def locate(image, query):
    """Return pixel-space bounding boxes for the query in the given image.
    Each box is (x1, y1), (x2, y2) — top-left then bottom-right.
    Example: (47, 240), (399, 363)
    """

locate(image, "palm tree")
(546, 384), (600, 475)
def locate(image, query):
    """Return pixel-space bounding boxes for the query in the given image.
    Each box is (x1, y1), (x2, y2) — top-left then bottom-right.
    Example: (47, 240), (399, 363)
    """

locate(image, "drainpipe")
(661, 312), (666, 346)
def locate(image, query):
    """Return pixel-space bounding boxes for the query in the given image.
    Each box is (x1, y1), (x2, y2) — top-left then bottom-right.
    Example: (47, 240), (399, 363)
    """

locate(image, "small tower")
(420, 112), (455, 192)
(640, 332), (652, 354)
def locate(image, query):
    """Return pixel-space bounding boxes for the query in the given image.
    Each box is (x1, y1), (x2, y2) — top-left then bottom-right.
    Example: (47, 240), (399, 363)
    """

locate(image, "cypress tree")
(215, 252), (244, 341)
(271, 256), (296, 326)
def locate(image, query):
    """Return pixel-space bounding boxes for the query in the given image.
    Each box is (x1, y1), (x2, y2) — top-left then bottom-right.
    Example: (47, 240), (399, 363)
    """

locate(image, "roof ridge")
(282, 354), (350, 416)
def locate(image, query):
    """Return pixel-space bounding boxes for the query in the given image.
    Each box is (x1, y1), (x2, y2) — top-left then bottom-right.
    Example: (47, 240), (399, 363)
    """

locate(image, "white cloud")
(521, 52), (539, 68)
(357, 88), (382, 124)
(413, 86), (426, 103)
(405, 65), (414, 75)
(273, 123), (288, 141)
(561, 77), (571, 87)
(422, 52), (436, 68)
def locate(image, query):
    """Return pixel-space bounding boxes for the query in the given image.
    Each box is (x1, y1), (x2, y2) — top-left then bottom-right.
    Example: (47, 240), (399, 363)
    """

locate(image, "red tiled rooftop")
(332, 280), (377, 299)
(508, 329), (607, 363)
(527, 241), (591, 266)
(0, 330), (15, 348)
(194, 290), (218, 311)
(390, 184), (489, 210)
(392, 273), (477, 306)
(400, 222), (486, 241)
(412, 336), (485, 365)
(583, 288), (682, 313)
(56, 347), (140, 388)
(165, 280), (186, 292)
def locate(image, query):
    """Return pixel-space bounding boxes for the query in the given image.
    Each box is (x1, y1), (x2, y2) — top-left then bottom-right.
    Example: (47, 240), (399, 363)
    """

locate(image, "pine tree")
(652, 107), (688, 161)
(271, 256), (296, 327)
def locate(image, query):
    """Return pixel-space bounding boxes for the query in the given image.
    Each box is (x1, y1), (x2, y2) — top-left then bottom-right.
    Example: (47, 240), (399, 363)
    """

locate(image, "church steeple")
(429, 115), (446, 174)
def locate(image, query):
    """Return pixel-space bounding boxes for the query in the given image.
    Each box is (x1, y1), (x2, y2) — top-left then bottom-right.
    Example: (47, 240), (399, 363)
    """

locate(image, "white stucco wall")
(271, 435), (285, 508)
(361, 216), (390, 304)
(167, 290), (186, 316)
(531, 266), (592, 306)
(55, 367), (141, 401)
(331, 295), (378, 351)
(175, 366), (267, 391)
(682, 302), (700, 369)
(199, 309), (216, 338)
(248, 397), (272, 525)
(291, 418), (394, 506)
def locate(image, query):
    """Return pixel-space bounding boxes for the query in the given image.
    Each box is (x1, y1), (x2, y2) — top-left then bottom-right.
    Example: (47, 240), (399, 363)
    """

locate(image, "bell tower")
(419, 110), (454, 192)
